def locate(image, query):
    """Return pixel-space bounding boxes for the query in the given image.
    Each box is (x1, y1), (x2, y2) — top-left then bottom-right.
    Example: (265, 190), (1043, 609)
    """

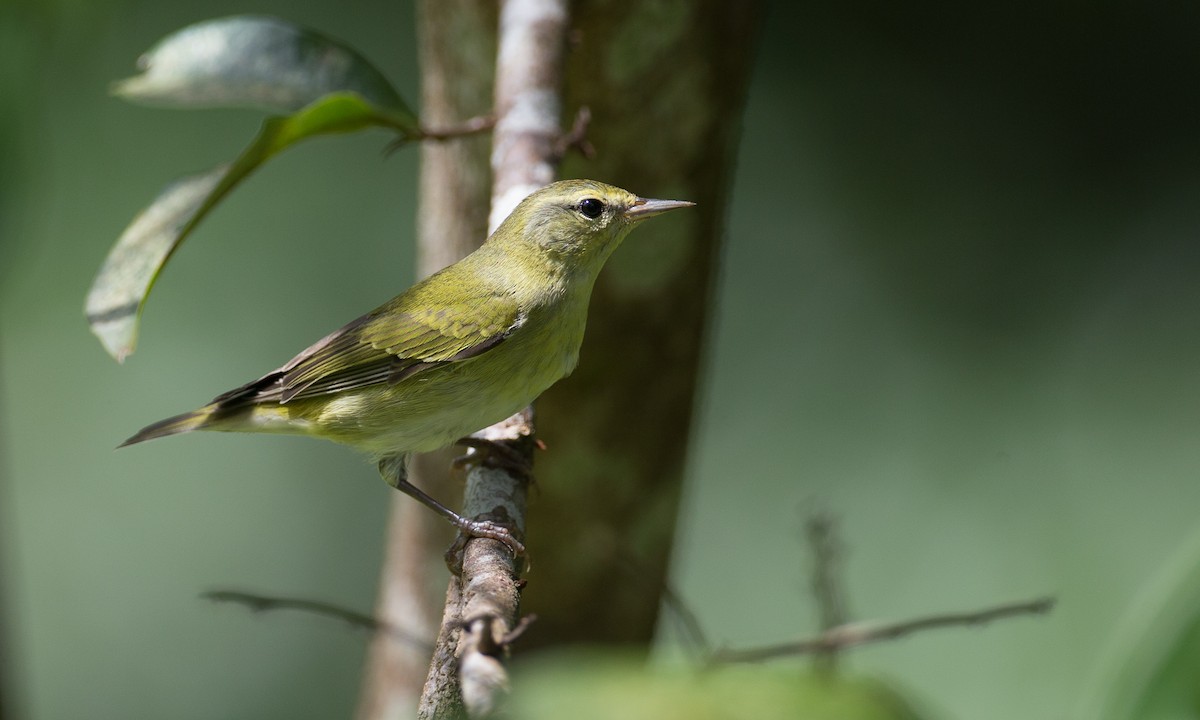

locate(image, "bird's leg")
(377, 455), (526, 558)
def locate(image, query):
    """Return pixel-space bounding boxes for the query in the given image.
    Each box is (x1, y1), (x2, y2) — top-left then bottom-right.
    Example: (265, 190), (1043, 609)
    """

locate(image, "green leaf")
(1083, 524), (1200, 720)
(112, 14), (416, 127)
(87, 17), (421, 360)
(86, 92), (408, 361)
(510, 651), (933, 720)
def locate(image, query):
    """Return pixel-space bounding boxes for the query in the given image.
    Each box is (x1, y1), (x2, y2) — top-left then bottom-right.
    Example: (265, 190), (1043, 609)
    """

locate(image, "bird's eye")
(578, 198), (604, 219)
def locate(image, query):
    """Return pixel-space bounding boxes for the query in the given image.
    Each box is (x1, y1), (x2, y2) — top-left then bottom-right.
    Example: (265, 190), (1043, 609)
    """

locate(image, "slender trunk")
(419, 1), (569, 716)
(357, 3), (497, 718)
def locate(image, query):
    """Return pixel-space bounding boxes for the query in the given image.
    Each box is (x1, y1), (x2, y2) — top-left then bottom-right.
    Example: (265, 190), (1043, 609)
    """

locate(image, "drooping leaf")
(86, 92), (411, 361)
(86, 166), (226, 362)
(112, 14), (416, 126)
(1083, 524), (1200, 720)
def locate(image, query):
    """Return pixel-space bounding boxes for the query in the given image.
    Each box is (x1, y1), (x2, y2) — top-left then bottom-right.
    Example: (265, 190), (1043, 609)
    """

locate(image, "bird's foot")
(379, 455), (525, 564)
(444, 513), (526, 573)
(453, 436), (534, 477)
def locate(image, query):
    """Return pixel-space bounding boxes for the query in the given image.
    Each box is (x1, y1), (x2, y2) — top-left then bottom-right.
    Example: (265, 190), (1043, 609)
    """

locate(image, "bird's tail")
(119, 407), (216, 448)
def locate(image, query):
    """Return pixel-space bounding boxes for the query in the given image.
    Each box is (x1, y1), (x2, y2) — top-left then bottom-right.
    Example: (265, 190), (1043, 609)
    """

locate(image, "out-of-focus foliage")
(1084, 526), (1200, 720)
(511, 651), (928, 720)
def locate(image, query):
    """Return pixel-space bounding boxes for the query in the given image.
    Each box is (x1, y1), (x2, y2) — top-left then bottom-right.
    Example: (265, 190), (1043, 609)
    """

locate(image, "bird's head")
(493, 179), (694, 271)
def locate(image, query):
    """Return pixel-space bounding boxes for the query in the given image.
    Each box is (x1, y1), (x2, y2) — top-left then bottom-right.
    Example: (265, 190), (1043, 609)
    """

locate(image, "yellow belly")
(274, 304), (584, 457)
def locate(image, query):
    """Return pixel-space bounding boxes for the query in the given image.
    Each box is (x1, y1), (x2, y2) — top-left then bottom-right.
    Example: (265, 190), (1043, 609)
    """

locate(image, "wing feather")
(212, 285), (523, 408)
(278, 299), (521, 403)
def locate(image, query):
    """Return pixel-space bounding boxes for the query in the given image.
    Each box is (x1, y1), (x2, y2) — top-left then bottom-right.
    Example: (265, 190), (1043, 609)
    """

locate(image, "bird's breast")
(504, 296), (586, 388)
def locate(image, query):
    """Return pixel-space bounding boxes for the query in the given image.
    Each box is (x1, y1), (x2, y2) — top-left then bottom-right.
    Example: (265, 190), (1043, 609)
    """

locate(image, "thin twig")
(659, 580), (713, 659)
(203, 590), (431, 651)
(419, 114), (497, 141)
(499, 613), (538, 645)
(553, 106), (594, 160)
(711, 596), (1056, 665)
(806, 512), (849, 631)
(805, 511), (848, 671)
(638, 512), (1055, 670)
(385, 114), (497, 156)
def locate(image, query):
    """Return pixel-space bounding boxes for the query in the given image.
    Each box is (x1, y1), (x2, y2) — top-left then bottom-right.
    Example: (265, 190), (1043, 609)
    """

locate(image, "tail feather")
(119, 407), (214, 448)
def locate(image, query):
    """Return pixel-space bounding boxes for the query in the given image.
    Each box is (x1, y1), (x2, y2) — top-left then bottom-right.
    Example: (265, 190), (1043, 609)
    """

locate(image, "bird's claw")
(444, 517), (526, 572)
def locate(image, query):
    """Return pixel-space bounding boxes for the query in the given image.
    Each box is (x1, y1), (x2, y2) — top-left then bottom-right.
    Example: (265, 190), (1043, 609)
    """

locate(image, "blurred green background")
(4, 1), (1200, 718)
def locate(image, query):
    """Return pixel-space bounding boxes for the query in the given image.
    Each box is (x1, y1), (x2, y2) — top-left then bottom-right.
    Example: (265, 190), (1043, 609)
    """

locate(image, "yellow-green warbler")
(122, 179), (693, 551)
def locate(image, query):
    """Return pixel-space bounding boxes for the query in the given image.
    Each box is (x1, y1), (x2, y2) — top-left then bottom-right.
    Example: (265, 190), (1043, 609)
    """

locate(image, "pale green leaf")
(86, 166), (226, 362)
(112, 14), (416, 128)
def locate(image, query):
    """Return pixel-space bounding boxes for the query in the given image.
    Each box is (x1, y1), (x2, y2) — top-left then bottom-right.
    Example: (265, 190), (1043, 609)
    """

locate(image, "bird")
(120, 179), (694, 552)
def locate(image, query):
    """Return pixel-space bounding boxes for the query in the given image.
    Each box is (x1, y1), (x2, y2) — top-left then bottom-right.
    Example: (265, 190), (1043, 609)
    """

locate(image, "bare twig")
(552, 106), (594, 160)
(499, 613), (538, 645)
(386, 114), (497, 155)
(203, 590), (431, 651)
(419, 114), (497, 141)
(623, 511), (1055, 673)
(659, 581), (713, 660)
(711, 512), (1055, 665)
(711, 596), (1056, 665)
(806, 513), (849, 632)
(805, 511), (848, 672)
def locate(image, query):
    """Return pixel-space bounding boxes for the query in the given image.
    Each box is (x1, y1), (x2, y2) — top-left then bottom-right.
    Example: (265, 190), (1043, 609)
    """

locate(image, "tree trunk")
(518, 0), (763, 648)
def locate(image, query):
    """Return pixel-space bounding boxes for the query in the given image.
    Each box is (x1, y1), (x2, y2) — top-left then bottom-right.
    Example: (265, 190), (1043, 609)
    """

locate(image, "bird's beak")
(625, 197), (695, 222)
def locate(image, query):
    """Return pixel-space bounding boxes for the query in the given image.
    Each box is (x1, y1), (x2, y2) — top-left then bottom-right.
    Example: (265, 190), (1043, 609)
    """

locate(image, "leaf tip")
(109, 75), (142, 100)
(86, 305), (139, 364)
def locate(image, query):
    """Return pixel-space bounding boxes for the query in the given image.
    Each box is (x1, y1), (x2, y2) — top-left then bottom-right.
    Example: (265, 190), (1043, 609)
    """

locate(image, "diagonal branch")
(711, 596), (1056, 665)
(203, 590), (431, 651)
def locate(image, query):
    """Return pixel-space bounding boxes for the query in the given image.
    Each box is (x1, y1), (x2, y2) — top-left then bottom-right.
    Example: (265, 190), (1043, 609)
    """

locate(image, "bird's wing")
(215, 286), (522, 406)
